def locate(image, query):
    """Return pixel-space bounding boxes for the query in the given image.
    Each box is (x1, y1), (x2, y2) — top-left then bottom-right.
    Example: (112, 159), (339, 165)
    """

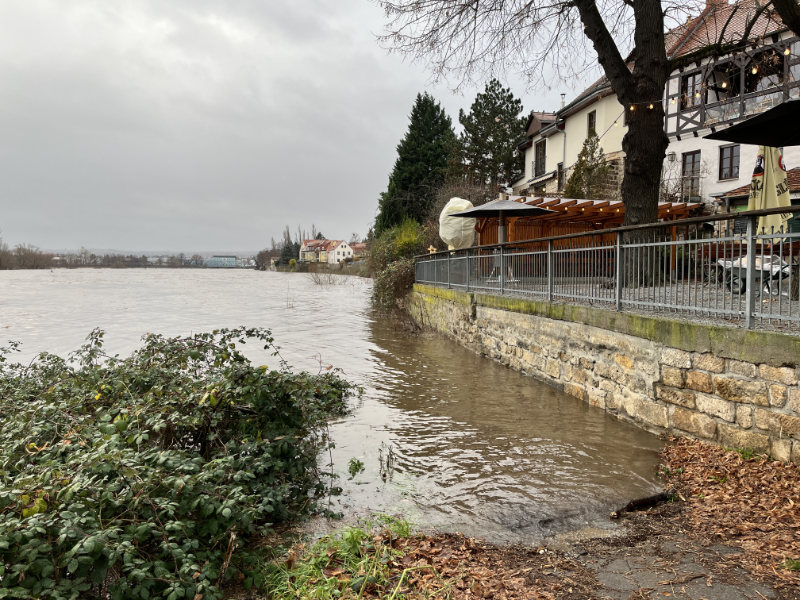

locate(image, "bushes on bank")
(0, 328), (355, 600)
(368, 219), (424, 309)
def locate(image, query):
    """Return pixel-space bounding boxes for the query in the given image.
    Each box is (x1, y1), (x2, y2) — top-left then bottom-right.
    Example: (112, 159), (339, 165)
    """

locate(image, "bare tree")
(376, 0), (779, 227)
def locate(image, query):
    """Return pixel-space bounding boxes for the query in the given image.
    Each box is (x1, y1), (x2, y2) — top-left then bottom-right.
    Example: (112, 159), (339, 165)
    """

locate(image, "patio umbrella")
(704, 100), (800, 147)
(748, 146), (792, 236)
(449, 198), (555, 243)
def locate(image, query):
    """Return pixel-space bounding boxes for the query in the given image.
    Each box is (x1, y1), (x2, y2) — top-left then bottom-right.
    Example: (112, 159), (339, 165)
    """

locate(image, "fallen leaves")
(662, 437), (800, 588)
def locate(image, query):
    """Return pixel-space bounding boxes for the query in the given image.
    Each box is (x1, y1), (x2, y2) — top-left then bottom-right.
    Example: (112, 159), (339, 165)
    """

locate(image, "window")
(557, 163), (564, 191)
(680, 72), (703, 110)
(587, 111), (596, 137)
(681, 150), (701, 200)
(719, 145), (740, 180)
(534, 140), (546, 177)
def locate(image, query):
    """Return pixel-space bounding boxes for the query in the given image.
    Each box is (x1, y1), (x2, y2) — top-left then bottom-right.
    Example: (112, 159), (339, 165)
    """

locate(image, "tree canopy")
(375, 93), (458, 235)
(458, 79), (527, 196)
(564, 134), (613, 200)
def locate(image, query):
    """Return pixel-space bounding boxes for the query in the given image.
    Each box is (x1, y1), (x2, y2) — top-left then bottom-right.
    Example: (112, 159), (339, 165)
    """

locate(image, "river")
(0, 268), (664, 543)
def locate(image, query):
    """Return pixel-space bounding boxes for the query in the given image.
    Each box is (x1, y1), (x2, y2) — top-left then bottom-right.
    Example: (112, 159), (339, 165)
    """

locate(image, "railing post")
(466, 249), (471, 292)
(447, 252), (451, 289)
(745, 216), (756, 329)
(499, 245), (505, 295)
(547, 240), (553, 302)
(615, 231), (623, 311)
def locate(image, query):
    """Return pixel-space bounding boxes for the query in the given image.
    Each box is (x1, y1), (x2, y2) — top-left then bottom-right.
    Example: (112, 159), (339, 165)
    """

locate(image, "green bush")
(0, 328), (355, 600)
(368, 219), (423, 308)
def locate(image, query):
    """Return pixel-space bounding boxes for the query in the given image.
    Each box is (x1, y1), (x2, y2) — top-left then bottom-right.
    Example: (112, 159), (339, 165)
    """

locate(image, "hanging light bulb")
(785, 47), (791, 56)
(695, 91), (701, 98)
(751, 65), (758, 74)
(648, 103), (654, 109)
(721, 81), (728, 89)
(670, 97), (676, 105)
(629, 105), (635, 111)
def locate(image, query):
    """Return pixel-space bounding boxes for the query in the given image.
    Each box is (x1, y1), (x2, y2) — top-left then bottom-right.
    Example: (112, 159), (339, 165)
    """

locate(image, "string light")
(751, 65), (758, 74)
(785, 47), (791, 55)
(721, 81), (728, 88)
(629, 105), (635, 111)
(648, 103), (654, 109)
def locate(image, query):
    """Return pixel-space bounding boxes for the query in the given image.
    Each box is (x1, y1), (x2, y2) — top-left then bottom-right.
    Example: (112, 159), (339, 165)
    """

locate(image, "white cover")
(439, 197), (476, 250)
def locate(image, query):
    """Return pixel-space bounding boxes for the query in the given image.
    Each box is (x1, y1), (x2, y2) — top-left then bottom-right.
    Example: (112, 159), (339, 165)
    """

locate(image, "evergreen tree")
(375, 93), (458, 235)
(563, 134), (612, 200)
(458, 79), (527, 195)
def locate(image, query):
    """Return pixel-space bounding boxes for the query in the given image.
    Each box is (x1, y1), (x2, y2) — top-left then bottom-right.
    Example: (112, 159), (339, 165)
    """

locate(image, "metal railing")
(415, 206), (800, 332)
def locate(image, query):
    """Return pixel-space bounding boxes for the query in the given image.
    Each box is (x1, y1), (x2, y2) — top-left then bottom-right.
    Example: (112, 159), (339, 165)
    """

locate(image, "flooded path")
(0, 269), (663, 543)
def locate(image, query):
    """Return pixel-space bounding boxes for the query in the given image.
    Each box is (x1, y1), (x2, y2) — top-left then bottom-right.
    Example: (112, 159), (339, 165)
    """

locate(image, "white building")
(326, 240), (353, 264)
(515, 0), (800, 210)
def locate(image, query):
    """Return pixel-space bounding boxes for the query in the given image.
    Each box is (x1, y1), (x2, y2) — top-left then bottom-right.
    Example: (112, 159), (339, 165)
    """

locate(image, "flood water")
(0, 269), (664, 543)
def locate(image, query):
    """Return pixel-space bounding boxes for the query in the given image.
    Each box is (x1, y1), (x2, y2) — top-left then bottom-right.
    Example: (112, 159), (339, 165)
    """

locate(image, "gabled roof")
(667, 0), (786, 59)
(302, 239), (328, 250)
(717, 168), (800, 199)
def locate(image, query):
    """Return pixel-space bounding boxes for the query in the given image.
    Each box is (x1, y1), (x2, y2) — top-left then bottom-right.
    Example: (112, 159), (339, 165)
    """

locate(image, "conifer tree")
(458, 79), (526, 196)
(564, 134), (612, 200)
(375, 93), (458, 235)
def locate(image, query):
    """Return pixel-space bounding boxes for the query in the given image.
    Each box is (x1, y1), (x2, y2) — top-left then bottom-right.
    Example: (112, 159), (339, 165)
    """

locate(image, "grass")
(263, 516), (416, 599)
(784, 558), (800, 571)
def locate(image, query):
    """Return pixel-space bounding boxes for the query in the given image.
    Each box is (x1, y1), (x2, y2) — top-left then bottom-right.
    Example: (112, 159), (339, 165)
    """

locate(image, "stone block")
(713, 376), (769, 406)
(670, 407), (717, 439)
(614, 353), (634, 370)
(661, 348), (692, 369)
(790, 389), (800, 415)
(661, 366), (685, 388)
(579, 357), (594, 369)
(726, 359), (757, 378)
(587, 390), (606, 409)
(693, 352), (725, 373)
(623, 394), (669, 429)
(595, 361), (623, 383)
(564, 382), (586, 402)
(769, 384), (788, 408)
(570, 367), (588, 386)
(599, 379), (617, 393)
(685, 370), (713, 394)
(758, 364), (798, 386)
(778, 413), (800, 437)
(655, 384), (696, 409)
(716, 423), (770, 454)
(545, 359), (560, 379)
(736, 405), (753, 429)
(696, 393), (736, 422)
(771, 438), (793, 463)
(605, 392), (622, 411)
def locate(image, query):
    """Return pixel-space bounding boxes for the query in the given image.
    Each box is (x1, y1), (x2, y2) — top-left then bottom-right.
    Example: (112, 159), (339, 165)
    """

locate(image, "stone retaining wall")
(408, 284), (800, 464)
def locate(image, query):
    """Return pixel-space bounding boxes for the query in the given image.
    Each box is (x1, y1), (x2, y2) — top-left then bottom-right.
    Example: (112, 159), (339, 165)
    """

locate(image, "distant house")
(205, 255), (238, 268)
(300, 239), (328, 262)
(326, 240), (353, 264)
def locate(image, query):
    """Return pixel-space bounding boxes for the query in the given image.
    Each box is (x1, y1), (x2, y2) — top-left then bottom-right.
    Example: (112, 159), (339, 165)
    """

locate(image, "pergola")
(475, 196), (703, 246)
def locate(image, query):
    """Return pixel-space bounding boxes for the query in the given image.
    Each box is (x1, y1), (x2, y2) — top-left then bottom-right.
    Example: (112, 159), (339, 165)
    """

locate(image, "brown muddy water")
(0, 269), (663, 543)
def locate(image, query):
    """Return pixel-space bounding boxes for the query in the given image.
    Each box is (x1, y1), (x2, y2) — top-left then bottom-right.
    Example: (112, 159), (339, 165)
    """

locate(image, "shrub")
(0, 328), (355, 600)
(372, 258), (416, 310)
(367, 220), (423, 309)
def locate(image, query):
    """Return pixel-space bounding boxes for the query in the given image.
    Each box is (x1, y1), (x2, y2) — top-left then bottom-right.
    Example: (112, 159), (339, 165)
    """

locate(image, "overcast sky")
(0, 0), (569, 253)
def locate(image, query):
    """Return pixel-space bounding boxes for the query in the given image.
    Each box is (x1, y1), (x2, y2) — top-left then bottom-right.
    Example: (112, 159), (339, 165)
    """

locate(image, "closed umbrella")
(748, 145), (791, 236)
